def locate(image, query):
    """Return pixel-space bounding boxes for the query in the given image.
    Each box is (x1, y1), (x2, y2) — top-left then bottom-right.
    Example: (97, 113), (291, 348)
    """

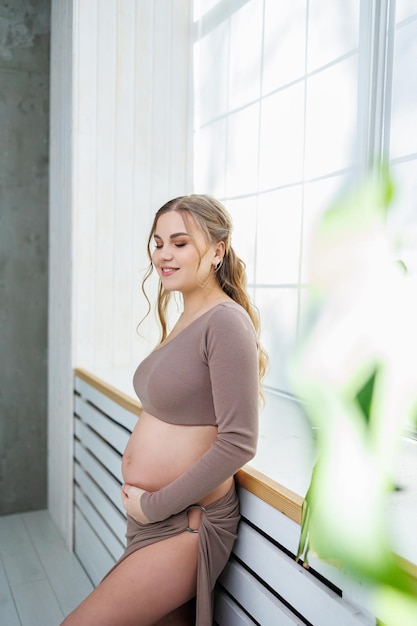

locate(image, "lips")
(161, 267), (179, 276)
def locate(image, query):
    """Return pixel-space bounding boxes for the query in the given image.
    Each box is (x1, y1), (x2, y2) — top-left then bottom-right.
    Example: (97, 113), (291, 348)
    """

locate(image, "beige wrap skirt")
(106, 483), (240, 626)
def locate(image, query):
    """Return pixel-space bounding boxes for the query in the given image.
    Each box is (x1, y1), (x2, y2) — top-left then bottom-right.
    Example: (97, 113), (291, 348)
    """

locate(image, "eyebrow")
(153, 232), (190, 240)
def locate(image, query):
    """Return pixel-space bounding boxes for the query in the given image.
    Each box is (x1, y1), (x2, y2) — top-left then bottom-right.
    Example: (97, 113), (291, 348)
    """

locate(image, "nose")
(160, 246), (173, 260)
(154, 244), (174, 261)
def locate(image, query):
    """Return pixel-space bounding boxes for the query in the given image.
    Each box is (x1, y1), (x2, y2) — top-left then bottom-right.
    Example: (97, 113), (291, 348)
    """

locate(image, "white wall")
(49, 0), (193, 544)
(49, 0), (74, 546)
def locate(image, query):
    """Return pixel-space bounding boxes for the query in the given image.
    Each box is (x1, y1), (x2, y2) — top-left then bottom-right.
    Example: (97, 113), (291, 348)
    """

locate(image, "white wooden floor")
(0, 510), (93, 626)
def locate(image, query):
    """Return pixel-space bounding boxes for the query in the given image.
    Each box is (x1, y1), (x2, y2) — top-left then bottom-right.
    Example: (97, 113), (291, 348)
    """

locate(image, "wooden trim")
(236, 466), (303, 525)
(75, 368), (141, 416)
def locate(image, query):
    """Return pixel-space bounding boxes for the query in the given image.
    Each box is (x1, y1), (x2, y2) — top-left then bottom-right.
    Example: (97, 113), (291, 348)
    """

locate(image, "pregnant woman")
(62, 194), (267, 626)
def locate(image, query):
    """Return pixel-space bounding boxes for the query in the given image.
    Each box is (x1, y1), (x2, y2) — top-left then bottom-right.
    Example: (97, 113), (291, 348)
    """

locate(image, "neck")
(181, 287), (229, 318)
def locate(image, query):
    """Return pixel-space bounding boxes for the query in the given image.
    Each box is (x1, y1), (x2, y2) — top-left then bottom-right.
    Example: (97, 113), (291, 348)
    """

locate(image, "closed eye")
(153, 242), (186, 249)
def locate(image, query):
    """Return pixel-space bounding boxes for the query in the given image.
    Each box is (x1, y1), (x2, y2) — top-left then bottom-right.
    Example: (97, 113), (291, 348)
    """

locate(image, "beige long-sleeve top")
(133, 301), (259, 523)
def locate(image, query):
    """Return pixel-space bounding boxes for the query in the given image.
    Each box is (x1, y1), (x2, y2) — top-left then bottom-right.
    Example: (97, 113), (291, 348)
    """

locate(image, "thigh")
(61, 530), (199, 626)
(153, 600), (196, 626)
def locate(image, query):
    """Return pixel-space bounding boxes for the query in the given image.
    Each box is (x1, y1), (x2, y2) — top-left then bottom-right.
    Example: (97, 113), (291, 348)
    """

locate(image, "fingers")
(120, 484), (150, 524)
(122, 484), (142, 497)
(121, 484), (130, 512)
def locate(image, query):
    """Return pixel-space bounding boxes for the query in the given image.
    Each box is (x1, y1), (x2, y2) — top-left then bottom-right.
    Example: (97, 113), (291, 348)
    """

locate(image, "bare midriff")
(122, 411), (233, 509)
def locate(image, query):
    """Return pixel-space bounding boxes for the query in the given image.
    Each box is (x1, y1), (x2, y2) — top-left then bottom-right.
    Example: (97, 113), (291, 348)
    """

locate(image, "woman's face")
(151, 210), (219, 295)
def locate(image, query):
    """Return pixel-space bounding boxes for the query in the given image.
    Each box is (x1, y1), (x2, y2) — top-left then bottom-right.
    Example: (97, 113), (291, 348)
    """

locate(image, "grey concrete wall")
(0, 0), (50, 514)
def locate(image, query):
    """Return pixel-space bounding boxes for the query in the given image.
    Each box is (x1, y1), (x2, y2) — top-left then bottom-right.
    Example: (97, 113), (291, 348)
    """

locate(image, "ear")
(213, 241), (225, 267)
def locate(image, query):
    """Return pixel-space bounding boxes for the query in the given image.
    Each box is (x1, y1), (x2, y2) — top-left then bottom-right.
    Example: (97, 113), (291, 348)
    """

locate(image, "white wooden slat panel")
(75, 418), (123, 482)
(113, 0), (137, 369)
(75, 487), (124, 561)
(73, 0), (99, 369)
(151, 0), (173, 208)
(94, 0), (117, 370)
(306, 551), (375, 621)
(234, 522), (373, 626)
(75, 394), (130, 455)
(71, 0), (192, 373)
(239, 488), (370, 612)
(74, 508), (116, 586)
(74, 463), (126, 541)
(48, 0), (74, 547)
(74, 441), (124, 513)
(239, 486), (374, 622)
(75, 376), (138, 432)
(239, 488), (374, 618)
(214, 589), (257, 625)
(169, 0), (193, 195)
(132, 0), (153, 280)
(219, 559), (302, 626)
(238, 485), (301, 554)
(332, 578), (375, 626)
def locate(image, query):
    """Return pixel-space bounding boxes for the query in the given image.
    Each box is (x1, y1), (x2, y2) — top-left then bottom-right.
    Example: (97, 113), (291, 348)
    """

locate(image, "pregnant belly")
(122, 411), (218, 491)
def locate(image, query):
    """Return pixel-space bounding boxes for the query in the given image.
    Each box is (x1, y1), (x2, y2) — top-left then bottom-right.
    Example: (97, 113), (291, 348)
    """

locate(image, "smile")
(161, 267), (179, 276)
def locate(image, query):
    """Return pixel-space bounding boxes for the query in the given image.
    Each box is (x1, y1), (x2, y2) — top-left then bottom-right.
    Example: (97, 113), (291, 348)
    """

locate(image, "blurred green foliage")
(293, 172), (417, 625)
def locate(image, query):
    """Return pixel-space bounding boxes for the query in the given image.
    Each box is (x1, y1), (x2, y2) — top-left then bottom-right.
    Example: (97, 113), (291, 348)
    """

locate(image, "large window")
(389, 0), (417, 276)
(193, 0), (362, 401)
(193, 1), (417, 423)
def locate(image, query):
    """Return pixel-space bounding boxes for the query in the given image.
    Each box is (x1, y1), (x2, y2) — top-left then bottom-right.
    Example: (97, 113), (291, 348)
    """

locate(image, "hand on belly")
(121, 483), (151, 524)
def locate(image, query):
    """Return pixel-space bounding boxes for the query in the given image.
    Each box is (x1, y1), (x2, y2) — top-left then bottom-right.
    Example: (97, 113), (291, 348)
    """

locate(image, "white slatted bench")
(73, 370), (376, 625)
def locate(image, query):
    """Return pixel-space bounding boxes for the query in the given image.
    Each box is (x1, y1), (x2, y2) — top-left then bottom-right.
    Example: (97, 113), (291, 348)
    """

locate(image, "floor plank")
(0, 510), (93, 625)
(0, 515), (35, 560)
(0, 559), (21, 626)
(22, 510), (94, 617)
(12, 579), (64, 626)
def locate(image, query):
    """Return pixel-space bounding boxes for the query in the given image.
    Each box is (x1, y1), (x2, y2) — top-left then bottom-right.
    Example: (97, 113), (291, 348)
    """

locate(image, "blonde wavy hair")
(140, 194), (269, 394)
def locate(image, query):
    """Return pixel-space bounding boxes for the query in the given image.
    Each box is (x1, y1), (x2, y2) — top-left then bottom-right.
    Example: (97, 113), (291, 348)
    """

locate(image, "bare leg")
(61, 529), (199, 626)
(154, 599), (196, 625)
